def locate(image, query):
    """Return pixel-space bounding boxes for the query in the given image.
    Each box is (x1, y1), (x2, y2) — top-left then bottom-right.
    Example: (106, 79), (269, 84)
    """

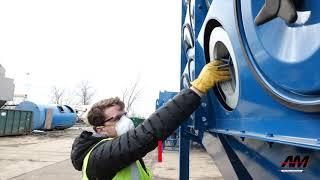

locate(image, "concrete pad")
(0, 125), (91, 180)
(11, 159), (81, 180)
(0, 124), (223, 180)
(10, 149), (223, 180)
(150, 150), (223, 180)
(0, 137), (71, 179)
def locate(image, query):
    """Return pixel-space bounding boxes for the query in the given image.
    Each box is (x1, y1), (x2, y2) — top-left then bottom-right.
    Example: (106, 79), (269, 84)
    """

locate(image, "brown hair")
(87, 97), (125, 128)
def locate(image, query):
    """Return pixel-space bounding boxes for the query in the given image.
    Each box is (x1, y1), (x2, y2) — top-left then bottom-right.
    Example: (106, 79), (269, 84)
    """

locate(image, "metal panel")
(0, 109), (33, 136)
(196, 0), (320, 150)
(156, 91), (178, 109)
(179, 0), (320, 179)
(211, 132), (320, 180)
(202, 132), (239, 180)
(240, 0), (320, 95)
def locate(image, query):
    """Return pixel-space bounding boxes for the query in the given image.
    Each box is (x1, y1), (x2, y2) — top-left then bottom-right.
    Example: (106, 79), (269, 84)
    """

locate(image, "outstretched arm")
(87, 88), (201, 178)
(87, 60), (230, 179)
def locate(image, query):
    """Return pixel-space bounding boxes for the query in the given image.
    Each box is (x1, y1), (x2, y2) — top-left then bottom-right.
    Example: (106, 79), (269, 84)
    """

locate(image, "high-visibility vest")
(82, 138), (152, 180)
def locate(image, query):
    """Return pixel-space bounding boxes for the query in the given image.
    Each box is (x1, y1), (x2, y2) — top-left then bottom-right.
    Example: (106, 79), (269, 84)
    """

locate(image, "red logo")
(280, 155), (309, 173)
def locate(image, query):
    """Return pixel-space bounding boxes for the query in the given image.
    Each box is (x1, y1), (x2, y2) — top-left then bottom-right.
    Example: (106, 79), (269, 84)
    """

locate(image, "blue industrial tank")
(16, 101), (77, 130)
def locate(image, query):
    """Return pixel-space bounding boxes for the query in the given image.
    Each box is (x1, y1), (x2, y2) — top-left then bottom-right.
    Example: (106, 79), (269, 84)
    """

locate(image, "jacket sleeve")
(87, 88), (201, 178)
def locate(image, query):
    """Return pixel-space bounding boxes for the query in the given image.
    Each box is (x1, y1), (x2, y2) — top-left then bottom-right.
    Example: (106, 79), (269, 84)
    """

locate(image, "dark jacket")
(70, 88), (201, 179)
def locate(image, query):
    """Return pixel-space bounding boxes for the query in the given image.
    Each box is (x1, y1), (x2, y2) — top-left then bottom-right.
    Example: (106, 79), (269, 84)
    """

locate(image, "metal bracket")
(255, 0), (298, 26)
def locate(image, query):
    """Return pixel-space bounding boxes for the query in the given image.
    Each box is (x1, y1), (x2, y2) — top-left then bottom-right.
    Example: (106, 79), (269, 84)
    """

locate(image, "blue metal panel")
(203, 132), (320, 180)
(240, 0), (320, 94)
(179, 122), (190, 180)
(193, 0), (211, 139)
(236, 0), (320, 111)
(197, 0), (320, 150)
(156, 91), (177, 109)
(179, 0), (320, 179)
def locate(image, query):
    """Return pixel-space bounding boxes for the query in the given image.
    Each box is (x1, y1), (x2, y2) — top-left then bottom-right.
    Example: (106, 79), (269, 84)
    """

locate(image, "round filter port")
(209, 27), (240, 110)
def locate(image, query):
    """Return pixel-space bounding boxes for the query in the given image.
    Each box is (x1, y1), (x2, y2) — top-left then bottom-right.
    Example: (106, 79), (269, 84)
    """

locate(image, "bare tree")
(51, 86), (65, 105)
(122, 79), (142, 115)
(63, 94), (77, 105)
(77, 81), (95, 105)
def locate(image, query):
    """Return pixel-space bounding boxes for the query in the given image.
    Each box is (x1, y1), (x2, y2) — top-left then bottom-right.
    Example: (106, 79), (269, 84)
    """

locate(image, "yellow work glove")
(191, 60), (230, 93)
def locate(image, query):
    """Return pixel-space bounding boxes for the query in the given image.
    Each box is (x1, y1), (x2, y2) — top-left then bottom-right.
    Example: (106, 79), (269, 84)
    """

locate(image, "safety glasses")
(104, 112), (127, 124)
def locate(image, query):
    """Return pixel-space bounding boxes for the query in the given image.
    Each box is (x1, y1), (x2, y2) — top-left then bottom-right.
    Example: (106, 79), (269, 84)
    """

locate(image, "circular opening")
(183, 24), (194, 52)
(188, 58), (195, 81)
(182, 0), (195, 52)
(214, 41), (236, 92)
(208, 27), (240, 110)
(189, 0), (195, 27)
(181, 73), (191, 89)
(186, 48), (195, 82)
(213, 43), (235, 111)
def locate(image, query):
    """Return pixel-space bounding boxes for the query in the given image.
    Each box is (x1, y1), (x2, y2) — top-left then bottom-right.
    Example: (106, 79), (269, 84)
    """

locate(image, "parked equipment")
(16, 101), (77, 130)
(0, 109), (32, 136)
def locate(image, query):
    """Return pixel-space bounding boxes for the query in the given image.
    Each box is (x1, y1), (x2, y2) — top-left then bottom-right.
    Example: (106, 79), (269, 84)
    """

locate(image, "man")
(71, 60), (230, 180)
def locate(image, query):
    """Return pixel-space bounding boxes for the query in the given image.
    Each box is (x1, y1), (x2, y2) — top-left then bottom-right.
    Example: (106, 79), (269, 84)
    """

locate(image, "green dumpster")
(130, 117), (145, 127)
(0, 109), (33, 136)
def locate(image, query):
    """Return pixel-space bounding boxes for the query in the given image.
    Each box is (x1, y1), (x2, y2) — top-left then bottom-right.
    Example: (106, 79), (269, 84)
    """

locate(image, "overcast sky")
(0, 0), (181, 117)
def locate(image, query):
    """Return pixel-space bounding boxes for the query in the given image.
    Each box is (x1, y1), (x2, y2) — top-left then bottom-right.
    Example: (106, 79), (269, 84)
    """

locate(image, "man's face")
(96, 105), (125, 137)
